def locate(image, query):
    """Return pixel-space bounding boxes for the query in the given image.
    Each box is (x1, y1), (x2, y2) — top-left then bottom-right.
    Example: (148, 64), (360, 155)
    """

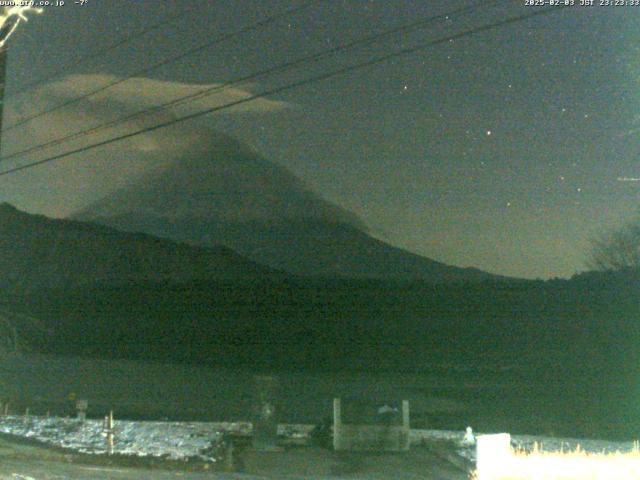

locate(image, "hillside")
(0, 203), (277, 292)
(17, 269), (637, 368)
(9, 269), (637, 438)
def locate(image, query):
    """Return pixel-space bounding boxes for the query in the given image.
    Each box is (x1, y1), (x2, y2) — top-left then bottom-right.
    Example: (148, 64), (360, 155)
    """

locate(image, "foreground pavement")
(0, 460), (223, 480)
(0, 435), (470, 479)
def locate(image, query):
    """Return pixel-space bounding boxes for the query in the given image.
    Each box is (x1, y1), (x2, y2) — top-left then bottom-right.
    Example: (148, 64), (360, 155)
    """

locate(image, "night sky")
(0, 0), (638, 279)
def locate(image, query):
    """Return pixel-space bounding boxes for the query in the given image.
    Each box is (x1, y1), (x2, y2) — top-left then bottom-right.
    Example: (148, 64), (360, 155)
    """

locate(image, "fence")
(332, 398), (410, 451)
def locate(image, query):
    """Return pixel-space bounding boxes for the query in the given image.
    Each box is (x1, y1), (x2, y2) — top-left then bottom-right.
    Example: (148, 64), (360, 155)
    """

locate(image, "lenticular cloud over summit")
(0, 75), (289, 217)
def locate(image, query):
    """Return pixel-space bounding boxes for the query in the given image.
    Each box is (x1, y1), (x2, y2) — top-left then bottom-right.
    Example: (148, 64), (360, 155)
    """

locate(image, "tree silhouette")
(588, 216), (640, 271)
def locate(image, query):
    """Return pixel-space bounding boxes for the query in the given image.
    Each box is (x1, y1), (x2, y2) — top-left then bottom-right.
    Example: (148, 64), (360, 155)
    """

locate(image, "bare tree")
(588, 217), (640, 271)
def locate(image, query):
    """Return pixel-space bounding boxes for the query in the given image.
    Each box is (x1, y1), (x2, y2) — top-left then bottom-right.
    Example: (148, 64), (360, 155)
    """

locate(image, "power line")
(1, 0), (508, 163)
(0, 5), (568, 179)
(8, 4), (197, 98)
(2, 0), (323, 132)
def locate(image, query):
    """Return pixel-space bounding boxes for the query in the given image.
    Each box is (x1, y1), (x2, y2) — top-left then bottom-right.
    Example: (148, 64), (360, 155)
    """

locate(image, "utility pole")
(0, 45), (8, 155)
(0, 6), (43, 156)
